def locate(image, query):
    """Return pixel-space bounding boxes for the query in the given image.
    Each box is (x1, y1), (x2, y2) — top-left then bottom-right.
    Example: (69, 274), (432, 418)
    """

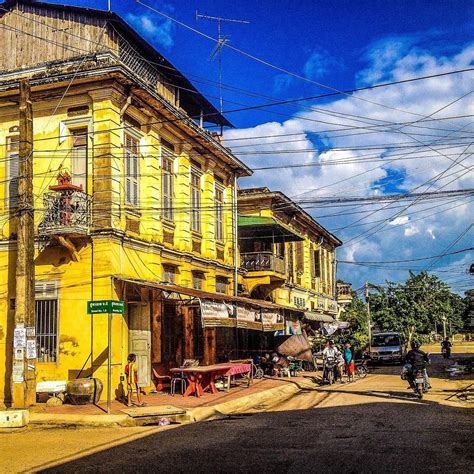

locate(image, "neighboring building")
(238, 188), (342, 328)
(0, 0), (256, 405)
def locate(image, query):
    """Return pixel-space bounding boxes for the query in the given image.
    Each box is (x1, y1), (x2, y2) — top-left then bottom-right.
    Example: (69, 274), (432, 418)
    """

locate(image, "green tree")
(368, 271), (465, 346)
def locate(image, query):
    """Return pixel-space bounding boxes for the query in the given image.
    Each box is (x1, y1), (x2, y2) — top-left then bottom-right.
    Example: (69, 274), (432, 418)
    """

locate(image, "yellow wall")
(0, 79), (239, 405)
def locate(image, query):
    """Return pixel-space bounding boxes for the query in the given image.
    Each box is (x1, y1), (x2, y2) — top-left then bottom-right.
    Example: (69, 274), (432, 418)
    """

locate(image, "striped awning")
(304, 311), (335, 323)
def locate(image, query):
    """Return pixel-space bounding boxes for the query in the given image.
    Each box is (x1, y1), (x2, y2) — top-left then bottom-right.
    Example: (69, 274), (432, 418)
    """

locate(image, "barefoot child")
(125, 353), (144, 407)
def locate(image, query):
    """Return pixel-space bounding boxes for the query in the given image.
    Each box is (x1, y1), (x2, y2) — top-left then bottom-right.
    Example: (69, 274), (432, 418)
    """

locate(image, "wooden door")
(128, 302), (151, 387)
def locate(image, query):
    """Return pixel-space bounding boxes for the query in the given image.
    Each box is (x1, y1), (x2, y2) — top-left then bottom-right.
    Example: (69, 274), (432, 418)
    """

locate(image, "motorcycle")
(401, 364), (430, 399)
(323, 356), (338, 385)
(412, 369), (426, 399)
(442, 346), (451, 359)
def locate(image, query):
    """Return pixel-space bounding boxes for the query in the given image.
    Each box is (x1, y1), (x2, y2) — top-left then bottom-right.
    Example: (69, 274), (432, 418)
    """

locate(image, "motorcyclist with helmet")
(405, 341), (430, 390)
(441, 337), (452, 358)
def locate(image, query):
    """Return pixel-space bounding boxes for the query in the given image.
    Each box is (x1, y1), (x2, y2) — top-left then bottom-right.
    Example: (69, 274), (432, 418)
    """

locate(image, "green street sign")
(87, 300), (125, 315)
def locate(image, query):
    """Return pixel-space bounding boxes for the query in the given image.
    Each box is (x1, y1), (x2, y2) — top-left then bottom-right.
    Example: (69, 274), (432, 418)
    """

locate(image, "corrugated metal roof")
(114, 276), (302, 313)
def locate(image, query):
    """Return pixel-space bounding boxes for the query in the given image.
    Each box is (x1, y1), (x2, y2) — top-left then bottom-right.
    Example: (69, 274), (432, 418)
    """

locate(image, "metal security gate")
(35, 299), (58, 362)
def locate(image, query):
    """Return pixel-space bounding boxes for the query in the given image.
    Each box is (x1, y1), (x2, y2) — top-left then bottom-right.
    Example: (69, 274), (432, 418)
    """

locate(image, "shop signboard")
(236, 305), (261, 330)
(262, 310), (284, 332)
(200, 300), (235, 328)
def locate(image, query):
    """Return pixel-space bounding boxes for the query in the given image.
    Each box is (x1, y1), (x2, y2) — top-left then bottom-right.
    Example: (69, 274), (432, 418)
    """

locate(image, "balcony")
(336, 282), (353, 304)
(241, 252), (286, 275)
(39, 190), (91, 237)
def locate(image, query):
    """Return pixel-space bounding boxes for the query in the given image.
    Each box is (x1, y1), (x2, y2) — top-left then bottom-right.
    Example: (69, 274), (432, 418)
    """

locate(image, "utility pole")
(11, 80), (36, 408)
(196, 11), (250, 116)
(365, 281), (372, 354)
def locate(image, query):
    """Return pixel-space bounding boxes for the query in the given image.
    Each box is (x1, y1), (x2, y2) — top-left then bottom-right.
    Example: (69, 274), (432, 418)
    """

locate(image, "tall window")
(215, 185), (224, 241)
(162, 264), (176, 284)
(35, 282), (58, 363)
(124, 134), (139, 207)
(162, 154), (174, 221)
(6, 135), (19, 207)
(71, 128), (88, 191)
(216, 276), (228, 294)
(313, 249), (321, 278)
(190, 168), (201, 232)
(192, 272), (205, 290)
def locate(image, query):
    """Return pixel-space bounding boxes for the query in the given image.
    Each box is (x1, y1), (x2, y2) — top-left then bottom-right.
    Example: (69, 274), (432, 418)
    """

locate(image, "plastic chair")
(152, 367), (171, 392)
(170, 375), (187, 396)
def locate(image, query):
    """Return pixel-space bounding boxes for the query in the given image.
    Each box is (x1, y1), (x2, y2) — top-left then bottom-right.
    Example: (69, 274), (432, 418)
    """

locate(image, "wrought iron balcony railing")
(240, 252), (286, 275)
(39, 190), (91, 237)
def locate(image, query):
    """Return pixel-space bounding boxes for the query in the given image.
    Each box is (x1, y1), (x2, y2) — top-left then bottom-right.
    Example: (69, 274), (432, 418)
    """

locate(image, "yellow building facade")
(238, 188), (342, 322)
(0, 1), (250, 405)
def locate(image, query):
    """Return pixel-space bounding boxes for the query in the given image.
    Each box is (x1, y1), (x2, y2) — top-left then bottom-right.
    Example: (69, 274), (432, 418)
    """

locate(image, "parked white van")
(370, 332), (404, 364)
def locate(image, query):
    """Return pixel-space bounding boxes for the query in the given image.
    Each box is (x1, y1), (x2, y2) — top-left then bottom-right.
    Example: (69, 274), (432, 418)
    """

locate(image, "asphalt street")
(35, 355), (472, 474)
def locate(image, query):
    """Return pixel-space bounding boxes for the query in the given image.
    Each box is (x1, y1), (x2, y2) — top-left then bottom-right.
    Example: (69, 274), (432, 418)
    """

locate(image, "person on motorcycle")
(441, 337), (452, 358)
(405, 341), (430, 389)
(322, 340), (340, 382)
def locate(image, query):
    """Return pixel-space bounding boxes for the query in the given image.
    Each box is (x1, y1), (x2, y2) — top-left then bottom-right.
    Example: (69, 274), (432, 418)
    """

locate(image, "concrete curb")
(28, 378), (316, 428)
(29, 413), (135, 428)
(188, 379), (314, 423)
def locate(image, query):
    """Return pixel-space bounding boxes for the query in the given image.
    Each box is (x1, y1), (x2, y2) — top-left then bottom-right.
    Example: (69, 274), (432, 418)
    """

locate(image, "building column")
(203, 327), (217, 365)
(151, 291), (162, 364)
(182, 306), (194, 360)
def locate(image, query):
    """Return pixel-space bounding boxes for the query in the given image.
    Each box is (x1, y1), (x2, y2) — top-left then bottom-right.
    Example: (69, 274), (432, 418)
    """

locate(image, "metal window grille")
(190, 169), (201, 232)
(35, 282), (58, 363)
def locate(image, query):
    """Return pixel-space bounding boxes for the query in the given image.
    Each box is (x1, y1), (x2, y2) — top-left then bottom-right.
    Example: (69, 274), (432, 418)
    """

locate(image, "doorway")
(128, 302), (151, 387)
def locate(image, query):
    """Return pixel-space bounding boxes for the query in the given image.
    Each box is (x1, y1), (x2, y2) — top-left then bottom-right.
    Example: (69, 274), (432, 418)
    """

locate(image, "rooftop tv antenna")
(196, 11), (250, 115)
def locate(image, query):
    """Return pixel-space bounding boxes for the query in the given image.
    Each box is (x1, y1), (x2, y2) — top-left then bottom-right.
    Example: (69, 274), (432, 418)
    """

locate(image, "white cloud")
(226, 38), (474, 292)
(127, 13), (175, 49)
(390, 216), (410, 226)
(303, 48), (342, 80)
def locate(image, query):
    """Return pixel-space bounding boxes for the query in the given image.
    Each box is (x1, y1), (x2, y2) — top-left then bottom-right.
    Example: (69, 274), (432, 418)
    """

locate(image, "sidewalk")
(29, 375), (319, 427)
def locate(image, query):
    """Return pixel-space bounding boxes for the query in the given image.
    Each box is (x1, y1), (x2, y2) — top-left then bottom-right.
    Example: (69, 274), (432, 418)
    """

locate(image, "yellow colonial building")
(0, 1), (348, 407)
(0, 0), (254, 405)
(238, 188), (342, 325)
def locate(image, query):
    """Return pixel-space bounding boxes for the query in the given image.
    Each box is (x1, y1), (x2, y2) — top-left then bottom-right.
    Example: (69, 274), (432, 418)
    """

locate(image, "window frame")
(215, 276), (229, 294)
(215, 184), (225, 241)
(190, 167), (202, 233)
(124, 133), (140, 207)
(70, 127), (88, 192)
(35, 281), (59, 364)
(162, 149), (175, 222)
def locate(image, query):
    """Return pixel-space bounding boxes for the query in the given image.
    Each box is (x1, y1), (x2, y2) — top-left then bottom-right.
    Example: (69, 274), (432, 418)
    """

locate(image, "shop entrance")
(128, 302), (151, 387)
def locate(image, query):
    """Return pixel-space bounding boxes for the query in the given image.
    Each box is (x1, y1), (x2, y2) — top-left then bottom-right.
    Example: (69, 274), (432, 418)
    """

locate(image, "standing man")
(343, 341), (355, 382)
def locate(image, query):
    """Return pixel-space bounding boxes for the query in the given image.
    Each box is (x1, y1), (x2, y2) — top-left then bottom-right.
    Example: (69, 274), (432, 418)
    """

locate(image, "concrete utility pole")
(11, 80), (36, 408)
(365, 281), (372, 354)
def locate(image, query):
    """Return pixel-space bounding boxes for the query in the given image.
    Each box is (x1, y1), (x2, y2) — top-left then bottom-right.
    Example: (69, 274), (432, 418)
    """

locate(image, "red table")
(170, 364), (232, 397)
(223, 363), (252, 391)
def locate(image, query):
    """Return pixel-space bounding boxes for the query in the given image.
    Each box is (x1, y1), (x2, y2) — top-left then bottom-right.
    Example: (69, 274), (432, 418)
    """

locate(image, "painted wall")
(0, 79), (238, 405)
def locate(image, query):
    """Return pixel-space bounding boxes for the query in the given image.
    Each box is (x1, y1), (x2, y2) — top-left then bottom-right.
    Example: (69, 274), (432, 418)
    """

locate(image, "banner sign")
(200, 300), (235, 328)
(236, 305), (261, 330)
(262, 310), (284, 332)
(286, 319), (303, 335)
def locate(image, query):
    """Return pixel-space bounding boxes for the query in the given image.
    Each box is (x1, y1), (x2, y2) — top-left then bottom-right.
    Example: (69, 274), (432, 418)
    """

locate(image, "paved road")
(45, 356), (472, 474)
(1, 355), (472, 473)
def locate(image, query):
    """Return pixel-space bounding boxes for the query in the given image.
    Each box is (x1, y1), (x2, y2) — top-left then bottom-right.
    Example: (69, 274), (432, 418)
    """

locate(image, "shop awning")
(114, 276), (287, 331)
(304, 311), (335, 323)
(238, 215), (304, 243)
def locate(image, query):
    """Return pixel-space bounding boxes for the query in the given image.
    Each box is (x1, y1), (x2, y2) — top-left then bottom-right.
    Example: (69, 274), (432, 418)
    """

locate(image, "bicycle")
(355, 359), (369, 378)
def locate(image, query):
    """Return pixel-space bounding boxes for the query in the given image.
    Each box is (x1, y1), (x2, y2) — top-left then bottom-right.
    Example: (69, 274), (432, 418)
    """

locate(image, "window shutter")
(125, 150), (131, 204)
(296, 241), (304, 273)
(310, 245), (315, 279)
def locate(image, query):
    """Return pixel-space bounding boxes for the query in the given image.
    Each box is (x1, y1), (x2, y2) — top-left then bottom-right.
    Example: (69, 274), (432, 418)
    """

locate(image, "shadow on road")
(38, 396), (473, 473)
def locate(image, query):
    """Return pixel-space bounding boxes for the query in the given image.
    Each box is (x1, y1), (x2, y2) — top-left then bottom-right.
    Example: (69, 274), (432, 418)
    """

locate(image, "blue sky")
(48, 0), (474, 293)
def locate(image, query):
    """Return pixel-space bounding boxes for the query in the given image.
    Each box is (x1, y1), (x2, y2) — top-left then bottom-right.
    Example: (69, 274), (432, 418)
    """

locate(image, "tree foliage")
(340, 272), (467, 351)
(369, 271), (465, 345)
